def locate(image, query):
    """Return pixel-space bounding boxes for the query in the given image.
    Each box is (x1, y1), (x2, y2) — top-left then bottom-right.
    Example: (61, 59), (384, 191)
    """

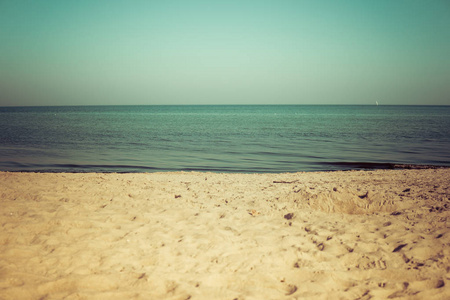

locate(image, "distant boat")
(376, 101), (379, 106)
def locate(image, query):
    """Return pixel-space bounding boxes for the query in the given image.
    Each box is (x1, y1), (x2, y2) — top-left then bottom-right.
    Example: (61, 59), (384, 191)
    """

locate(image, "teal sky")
(1, 0), (449, 106)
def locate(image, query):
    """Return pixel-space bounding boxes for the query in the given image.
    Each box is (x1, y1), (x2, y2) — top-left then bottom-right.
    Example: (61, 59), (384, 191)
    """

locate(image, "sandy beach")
(0, 169), (449, 299)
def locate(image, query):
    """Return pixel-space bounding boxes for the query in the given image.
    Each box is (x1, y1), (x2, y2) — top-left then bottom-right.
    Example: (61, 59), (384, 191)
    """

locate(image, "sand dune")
(0, 169), (449, 299)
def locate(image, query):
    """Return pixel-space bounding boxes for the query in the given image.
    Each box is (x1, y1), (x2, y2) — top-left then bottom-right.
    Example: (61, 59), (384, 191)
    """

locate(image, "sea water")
(0, 105), (449, 173)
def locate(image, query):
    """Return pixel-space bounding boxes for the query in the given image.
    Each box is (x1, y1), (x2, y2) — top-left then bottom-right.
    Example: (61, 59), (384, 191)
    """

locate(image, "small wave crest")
(323, 162), (449, 171)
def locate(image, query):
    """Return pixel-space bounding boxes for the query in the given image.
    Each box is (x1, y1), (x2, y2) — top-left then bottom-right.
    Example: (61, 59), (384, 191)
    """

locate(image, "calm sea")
(0, 105), (449, 173)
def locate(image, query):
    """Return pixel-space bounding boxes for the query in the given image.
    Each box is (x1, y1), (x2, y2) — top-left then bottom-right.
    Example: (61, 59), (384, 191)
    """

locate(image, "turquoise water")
(0, 105), (449, 172)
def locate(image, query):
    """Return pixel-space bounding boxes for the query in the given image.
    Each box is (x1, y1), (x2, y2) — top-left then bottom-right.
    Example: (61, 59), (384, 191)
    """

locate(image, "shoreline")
(1, 169), (449, 299)
(2, 162), (449, 174)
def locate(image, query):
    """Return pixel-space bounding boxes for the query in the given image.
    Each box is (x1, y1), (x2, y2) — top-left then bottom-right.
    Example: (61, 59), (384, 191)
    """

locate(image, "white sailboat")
(376, 101), (379, 106)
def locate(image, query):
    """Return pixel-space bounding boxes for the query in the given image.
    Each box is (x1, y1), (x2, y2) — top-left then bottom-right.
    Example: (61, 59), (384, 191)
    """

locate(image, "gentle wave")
(3, 161), (448, 174)
(321, 162), (450, 171)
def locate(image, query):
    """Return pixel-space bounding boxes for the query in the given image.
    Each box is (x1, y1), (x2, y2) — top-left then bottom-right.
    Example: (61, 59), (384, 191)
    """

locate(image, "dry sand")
(0, 169), (449, 299)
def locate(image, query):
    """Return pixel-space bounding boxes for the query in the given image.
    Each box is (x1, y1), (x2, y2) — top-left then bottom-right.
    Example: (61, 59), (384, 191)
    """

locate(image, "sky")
(1, 0), (449, 106)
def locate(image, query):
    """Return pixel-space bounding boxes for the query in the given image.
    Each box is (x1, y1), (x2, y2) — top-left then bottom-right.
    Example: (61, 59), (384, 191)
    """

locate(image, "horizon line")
(2, 103), (450, 108)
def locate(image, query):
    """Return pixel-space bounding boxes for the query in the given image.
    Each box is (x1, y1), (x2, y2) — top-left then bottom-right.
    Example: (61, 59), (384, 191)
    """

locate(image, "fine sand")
(0, 169), (449, 299)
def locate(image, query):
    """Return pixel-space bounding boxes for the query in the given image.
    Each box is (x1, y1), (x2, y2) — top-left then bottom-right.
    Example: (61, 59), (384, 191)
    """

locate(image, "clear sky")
(1, 0), (449, 106)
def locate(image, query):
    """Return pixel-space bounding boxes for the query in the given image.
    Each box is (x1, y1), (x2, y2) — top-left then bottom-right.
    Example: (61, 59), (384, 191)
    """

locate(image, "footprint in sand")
(285, 284), (298, 296)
